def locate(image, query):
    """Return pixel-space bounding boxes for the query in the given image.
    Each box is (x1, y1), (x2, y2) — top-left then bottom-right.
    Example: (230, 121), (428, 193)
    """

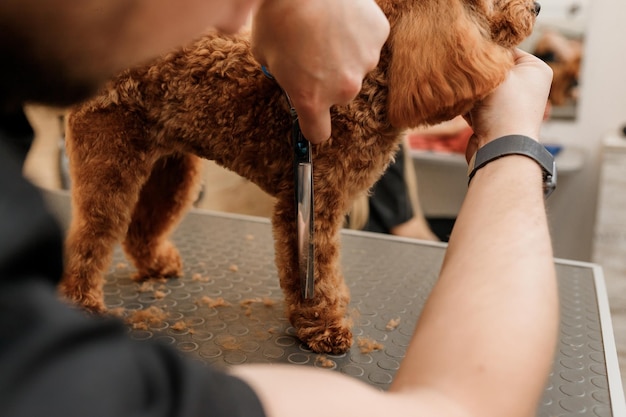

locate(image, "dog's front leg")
(272, 193), (352, 354)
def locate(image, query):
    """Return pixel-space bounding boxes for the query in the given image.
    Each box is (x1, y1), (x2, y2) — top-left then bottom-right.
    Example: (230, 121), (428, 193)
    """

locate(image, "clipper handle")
(293, 121), (314, 299)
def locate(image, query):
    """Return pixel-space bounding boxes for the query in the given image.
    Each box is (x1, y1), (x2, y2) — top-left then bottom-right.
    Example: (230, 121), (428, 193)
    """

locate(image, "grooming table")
(42, 189), (625, 417)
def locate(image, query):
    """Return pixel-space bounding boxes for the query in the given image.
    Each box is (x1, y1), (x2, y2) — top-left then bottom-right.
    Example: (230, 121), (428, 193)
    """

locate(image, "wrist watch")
(467, 134), (557, 198)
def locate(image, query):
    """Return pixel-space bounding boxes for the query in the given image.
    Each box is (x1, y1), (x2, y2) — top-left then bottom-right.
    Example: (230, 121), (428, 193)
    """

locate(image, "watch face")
(544, 160), (557, 198)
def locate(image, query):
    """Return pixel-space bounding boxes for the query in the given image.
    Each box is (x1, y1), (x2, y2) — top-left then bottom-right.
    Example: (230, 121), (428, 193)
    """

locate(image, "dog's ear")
(386, 1), (514, 128)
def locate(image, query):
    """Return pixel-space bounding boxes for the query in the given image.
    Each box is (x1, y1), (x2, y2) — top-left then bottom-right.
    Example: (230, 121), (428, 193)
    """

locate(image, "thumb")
(465, 134), (480, 164)
(294, 106), (332, 144)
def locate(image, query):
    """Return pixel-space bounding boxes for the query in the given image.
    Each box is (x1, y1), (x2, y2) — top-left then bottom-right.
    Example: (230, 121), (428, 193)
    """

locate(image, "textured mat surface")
(43, 189), (623, 416)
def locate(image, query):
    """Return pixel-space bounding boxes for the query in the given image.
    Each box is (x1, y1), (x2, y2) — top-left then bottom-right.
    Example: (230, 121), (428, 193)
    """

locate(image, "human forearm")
(390, 154), (557, 415)
(4, 0), (257, 54)
(390, 50), (557, 416)
(0, 0), (260, 106)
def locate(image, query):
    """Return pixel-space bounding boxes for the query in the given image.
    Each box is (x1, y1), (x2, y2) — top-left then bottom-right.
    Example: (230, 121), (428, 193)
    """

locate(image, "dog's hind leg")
(60, 112), (155, 312)
(272, 192), (353, 354)
(122, 153), (203, 281)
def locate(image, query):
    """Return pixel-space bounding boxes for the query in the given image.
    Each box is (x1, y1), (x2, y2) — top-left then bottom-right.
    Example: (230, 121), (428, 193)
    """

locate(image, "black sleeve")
(0, 279), (266, 417)
(363, 146), (414, 234)
(0, 140), (266, 417)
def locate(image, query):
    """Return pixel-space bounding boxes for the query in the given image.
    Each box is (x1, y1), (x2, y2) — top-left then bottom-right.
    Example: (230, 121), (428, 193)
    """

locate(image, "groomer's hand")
(251, 0), (389, 144)
(465, 49), (553, 162)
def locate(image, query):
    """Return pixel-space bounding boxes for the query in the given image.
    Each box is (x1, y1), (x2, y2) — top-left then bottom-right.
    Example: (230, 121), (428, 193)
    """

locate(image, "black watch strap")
(467, 135), (557, 198)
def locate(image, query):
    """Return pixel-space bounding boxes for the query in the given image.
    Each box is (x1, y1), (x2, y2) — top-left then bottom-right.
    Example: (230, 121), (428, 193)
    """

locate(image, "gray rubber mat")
(42, 189), (625, 417)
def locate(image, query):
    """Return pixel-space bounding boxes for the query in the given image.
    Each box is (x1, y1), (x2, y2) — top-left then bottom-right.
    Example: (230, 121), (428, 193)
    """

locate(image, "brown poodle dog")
(61, 0), (540, 353)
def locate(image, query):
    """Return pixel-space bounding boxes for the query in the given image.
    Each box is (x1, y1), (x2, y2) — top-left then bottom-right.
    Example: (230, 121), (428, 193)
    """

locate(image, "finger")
(465, 134), (479, 164)
(511, 48), (541, 65)
(512, 48), (531, 60)
(512, 48), (550, 71)
(294, 105), (332, 144)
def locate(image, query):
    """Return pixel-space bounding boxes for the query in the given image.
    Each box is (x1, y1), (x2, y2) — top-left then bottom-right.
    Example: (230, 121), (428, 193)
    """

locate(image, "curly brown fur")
(61, 0), (539, 353)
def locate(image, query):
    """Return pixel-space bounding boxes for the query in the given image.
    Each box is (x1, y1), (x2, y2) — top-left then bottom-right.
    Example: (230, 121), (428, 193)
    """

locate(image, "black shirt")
(0, 111), (266, 417)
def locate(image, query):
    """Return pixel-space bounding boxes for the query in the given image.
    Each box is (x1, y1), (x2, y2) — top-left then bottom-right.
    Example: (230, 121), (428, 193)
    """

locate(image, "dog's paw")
(58, 283), (107, 314)
(132, 242), (183, 281)
(296, 318), (353, 354)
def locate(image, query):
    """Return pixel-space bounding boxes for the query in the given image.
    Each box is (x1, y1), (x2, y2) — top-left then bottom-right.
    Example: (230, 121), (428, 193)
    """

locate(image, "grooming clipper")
(260, 65), (314, 299)
(293, 115), (315, 299)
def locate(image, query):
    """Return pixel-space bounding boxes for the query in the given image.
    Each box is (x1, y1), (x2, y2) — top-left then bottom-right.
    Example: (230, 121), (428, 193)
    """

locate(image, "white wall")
(540, 0), (626, 260)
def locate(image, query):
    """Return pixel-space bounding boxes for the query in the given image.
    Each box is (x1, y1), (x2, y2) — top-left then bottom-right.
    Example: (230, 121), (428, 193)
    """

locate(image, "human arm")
(390, 51), (557, 416)
(390, 216), (439, 241)
(250, 0), (390, 143)
(233, 50), (556, 417)
(0, 0), (262, 106)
